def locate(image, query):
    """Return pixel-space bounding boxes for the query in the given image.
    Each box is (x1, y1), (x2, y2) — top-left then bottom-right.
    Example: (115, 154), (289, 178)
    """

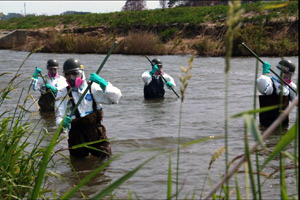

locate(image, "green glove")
(149, 64), (159, 76)
(262, 61), (271, 74)
(45, 83), (57, 95)
(166, 81), (173, 88)
(63, 116), (72, 129)
(89, 73), (108, 91)
(32, 68), (42, 79)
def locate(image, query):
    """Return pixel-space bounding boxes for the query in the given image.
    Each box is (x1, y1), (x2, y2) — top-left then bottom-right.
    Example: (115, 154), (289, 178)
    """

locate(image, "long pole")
(241, 42), (297, 94)
(68, 41), (118, 118)
(145, 56), (180, 98)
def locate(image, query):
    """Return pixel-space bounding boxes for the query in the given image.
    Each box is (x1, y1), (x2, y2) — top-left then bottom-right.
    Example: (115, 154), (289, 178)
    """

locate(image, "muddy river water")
(0, 50), (298, 199)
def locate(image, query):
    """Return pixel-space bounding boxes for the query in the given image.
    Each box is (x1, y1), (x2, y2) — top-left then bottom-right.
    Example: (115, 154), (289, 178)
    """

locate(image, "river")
(0, 50), (298, 199)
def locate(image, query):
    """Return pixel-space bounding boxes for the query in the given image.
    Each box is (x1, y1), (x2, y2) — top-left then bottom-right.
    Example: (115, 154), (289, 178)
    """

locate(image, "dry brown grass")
(191, 35), (225, 56)
(114, 31), (166, 55)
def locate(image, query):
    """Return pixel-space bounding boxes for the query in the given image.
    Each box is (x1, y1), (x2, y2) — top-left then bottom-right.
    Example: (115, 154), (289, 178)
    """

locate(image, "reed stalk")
(224, 1), (243, 199)
(204, 97), (298, 199)
(176, 55), (194, 199)
(253, 3), (263, 198)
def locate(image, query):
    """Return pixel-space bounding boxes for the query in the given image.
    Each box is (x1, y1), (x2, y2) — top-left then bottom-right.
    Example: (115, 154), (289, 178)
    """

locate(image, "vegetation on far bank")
(0, 1), (298, 29)
(0, 1), (298, 56)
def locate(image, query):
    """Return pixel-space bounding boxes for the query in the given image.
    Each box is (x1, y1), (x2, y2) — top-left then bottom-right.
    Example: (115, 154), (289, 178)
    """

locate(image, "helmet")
(47, 59), (59, 69)
(276, 59), (295, 74)
(152, 58), (162, 67)
(63, 58), (84, 73)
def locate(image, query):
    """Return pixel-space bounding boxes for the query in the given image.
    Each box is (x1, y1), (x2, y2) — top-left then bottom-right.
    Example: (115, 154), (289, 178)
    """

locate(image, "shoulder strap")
(67, 86), (81, 119)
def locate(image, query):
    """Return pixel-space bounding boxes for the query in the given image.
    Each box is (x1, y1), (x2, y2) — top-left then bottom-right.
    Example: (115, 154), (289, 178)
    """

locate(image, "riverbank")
(0, 1), (298, 56)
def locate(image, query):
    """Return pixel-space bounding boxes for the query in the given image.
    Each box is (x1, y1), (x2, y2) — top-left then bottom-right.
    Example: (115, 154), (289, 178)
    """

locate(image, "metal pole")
(241, 42), (297, 94)
(68, 41), (118, 117)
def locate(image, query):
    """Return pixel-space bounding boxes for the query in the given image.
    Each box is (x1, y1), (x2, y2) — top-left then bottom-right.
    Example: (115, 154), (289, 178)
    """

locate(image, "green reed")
(224, 1), (244, 199)
(175, 55), (194, 199)
(204, 1), (298, 199)
(0, 50), (54, 199)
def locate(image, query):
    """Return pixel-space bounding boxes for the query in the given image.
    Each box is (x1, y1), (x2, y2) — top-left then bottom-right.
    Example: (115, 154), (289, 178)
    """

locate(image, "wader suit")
(31, 59), (68, 112)
(258, 80), (290, 127)
(31, 75), (67, 112)
(257, 59), (297, 127)
(55, 80), (122, 158)
(142, 59), (176, 100)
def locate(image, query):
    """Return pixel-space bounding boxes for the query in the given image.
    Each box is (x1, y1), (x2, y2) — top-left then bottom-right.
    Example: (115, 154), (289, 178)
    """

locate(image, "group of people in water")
(30, 57), (297, 159)
(31, 57), (176, 159)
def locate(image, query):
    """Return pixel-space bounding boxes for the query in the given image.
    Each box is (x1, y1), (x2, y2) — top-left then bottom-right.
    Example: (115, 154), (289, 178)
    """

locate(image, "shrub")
(115, 31), (166, 55)
(192, 36), (224, 56)
(160, 27), (179, 43)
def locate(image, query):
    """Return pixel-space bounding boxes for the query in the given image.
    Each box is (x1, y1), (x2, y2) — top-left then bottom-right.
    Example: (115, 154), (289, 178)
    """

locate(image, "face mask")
(67, 75), (83, 88)
(48, 68), (58, 78)
(275, 68), (293, 85)
(284, 76), (292, 84)
(155, 68), (163, 75)
(48, 71), (58, 78)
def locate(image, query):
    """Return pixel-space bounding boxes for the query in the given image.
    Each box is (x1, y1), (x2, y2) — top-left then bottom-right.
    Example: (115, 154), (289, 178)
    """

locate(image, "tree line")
(121, 0), (275, 11)
(0, 0), (278, 20)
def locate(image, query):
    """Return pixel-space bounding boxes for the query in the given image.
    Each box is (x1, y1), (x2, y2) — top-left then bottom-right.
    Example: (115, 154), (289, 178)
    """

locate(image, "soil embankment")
(1, 17), (298, 56)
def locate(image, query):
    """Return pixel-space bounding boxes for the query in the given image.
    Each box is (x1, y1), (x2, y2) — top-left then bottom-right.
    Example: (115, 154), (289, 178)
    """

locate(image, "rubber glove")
(45, 83), (58, 95)
(32, 68), (42, 79)
(63, 116), (72, 129)
(89, 73), (108, 91)
(149, 64), (159, 76)
(262, 61), (271, 74)
(166, 81), (173, 88)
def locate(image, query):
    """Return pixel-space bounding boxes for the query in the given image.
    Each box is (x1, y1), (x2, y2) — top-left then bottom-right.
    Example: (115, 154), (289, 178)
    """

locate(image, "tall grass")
(0, 49), (56, 199)
(203, 1), (298, 199)
(224, 1), (244, 199)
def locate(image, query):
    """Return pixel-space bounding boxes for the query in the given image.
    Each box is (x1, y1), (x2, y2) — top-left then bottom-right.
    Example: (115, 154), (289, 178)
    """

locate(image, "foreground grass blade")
(167, 154), (172, 200)
(30, 124), (63, 199)
(261, 124), (297, 169)
(231, 105), (279, 118)
(280, 157), (289, 200)
(243, 114), (265, 149)
(243, 123), (257, 200)
(235, 173), (242, 200)
(91, 153), (159, 199)
(61, 154), (121, 199)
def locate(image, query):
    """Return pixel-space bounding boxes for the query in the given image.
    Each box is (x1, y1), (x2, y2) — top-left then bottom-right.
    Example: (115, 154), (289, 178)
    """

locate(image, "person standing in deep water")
(55, 58), (122, 159)
(31, 59), (68, 112)
(142, 58), (176, 99)
(257, 59), (297, 127)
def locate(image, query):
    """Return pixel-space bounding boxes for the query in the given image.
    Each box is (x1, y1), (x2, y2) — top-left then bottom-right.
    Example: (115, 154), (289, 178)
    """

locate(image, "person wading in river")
(142, 58), (176, 99)
(257, 59), (297, 127)
(55, 58), (122, 158)
(31, 59), (68, 112)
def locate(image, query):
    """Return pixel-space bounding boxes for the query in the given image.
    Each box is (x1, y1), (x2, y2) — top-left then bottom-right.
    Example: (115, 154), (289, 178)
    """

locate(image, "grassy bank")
(0, 1), (298, 56)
